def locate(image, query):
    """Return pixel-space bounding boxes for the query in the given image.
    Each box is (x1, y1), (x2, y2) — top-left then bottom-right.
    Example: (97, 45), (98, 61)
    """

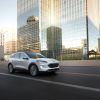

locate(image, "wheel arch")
(8, 63), (13, 67)
(28, 63), (38, 71)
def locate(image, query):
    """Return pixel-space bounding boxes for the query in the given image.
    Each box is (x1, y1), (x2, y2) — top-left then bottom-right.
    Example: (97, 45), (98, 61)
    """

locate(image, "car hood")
(36, 58), (59, 63)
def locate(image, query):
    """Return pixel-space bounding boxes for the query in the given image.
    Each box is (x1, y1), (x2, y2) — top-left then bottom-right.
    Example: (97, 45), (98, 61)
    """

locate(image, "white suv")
(8, 52), (60, 76)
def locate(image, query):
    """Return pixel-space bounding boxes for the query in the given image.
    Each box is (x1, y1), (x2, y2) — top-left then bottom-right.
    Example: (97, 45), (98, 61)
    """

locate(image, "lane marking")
(58, 72), (100, 77)
(0, 73), (100, 93)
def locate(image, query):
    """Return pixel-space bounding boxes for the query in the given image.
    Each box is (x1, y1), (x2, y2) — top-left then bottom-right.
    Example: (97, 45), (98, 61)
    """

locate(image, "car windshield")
(26, 52), (46, 58)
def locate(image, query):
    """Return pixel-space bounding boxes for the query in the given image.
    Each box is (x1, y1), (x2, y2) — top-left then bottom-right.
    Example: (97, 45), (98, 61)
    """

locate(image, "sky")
(0, 0), (17, 33)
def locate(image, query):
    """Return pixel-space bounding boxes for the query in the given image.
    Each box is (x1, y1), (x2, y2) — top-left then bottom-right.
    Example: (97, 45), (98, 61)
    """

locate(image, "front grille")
(48, 63), (59, 68)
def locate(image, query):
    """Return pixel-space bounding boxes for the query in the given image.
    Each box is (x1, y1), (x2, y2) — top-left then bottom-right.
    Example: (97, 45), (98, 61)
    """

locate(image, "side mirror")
(23, 58), (29, 60)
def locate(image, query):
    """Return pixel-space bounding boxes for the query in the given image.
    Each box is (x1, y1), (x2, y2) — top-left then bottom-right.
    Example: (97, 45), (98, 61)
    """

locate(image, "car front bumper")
(39, 65), (60, 72)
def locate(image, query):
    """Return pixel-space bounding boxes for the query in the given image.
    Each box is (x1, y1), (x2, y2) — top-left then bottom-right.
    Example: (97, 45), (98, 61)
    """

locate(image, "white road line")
(0, 72), (100, 93)
(58, 72), (100, 77)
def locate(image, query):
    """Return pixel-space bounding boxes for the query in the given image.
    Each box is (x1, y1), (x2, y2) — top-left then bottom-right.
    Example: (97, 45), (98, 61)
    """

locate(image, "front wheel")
(8, 64), (15, 73)
(29, 65), (38, 77)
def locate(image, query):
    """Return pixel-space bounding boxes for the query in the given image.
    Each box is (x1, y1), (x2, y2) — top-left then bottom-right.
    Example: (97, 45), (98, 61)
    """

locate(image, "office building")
(3, 31), (17, 55)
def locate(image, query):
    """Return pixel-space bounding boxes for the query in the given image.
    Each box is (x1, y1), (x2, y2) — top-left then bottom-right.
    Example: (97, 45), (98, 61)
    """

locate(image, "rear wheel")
(8, 64), (15, 73)
(29, 65), (38, 77)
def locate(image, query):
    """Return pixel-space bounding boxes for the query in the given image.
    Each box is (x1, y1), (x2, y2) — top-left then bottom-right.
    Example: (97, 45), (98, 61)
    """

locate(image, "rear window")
(10, 53), (20, 59)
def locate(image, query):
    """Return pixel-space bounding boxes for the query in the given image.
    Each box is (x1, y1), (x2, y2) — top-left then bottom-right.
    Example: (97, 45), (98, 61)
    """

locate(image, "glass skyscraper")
(17, 0), (100, 60)
(61, 0), (99, 60)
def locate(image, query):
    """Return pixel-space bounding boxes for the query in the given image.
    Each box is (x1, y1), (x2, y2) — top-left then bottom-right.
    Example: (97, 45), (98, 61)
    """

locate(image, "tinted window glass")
(20, 53), (28, 59)
(36, 53), (46, 58)
(26, 52), (46, 58)
(14, 53), (20, 59)
(26, 53), (37, 59)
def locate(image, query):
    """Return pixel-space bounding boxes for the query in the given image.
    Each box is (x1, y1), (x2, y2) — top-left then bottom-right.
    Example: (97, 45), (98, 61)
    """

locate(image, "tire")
(8, 64), (15, 73)
(29, 65), (38, 77)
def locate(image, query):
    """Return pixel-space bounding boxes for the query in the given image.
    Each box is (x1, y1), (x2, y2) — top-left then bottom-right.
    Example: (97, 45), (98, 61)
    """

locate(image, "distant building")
(0, 32), (4, 46)
(0, 46), (4, 60)
(4, 41), (17, 55)
(0, 33), (4, 59)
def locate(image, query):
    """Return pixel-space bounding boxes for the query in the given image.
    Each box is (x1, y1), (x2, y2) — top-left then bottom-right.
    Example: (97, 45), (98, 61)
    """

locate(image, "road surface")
(0, 62), (100, 100)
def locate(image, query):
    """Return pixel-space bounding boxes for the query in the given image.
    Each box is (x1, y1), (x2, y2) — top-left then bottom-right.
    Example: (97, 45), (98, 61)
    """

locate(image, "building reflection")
(47, 26), (62, 59)
(61, 0), (99, 60)
(17, 0), (40, 52)
(17, 0), (100, 60)
(40, 0), (61, 59)
(18, 16), (40, 52)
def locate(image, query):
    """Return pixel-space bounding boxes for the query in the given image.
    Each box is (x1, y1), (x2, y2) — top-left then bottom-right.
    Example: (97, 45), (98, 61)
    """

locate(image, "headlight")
(37, 60), (48, 65)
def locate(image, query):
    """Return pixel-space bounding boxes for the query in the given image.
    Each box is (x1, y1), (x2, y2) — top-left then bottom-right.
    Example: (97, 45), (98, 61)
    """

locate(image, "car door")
(12, 53), (21, 68)
(18, 52), (29, 70)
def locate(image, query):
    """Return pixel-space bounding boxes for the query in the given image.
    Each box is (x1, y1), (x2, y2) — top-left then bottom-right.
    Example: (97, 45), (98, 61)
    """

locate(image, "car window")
(26, 52), (37, 59)
(26, 52), (46, 58)
(14, 53), (20, 59)
(36, 53), (46, 58)
(20, 53), (28, 59)
(10, 54), (16, 58)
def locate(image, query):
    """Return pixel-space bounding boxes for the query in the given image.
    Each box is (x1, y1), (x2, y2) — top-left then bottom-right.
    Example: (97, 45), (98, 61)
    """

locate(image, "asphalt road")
(0, 62), (100, 100)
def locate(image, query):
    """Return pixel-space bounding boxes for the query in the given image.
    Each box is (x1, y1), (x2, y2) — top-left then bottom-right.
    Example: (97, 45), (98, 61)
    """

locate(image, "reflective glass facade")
(17, 0), (40, 52)
(17, 0), (100, 60)
(61, 0), (99, 60)
(40, 0), (62, 59)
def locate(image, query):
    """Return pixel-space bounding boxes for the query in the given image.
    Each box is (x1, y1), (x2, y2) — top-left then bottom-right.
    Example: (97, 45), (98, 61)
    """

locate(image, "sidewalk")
(60, 60), (100, 67)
